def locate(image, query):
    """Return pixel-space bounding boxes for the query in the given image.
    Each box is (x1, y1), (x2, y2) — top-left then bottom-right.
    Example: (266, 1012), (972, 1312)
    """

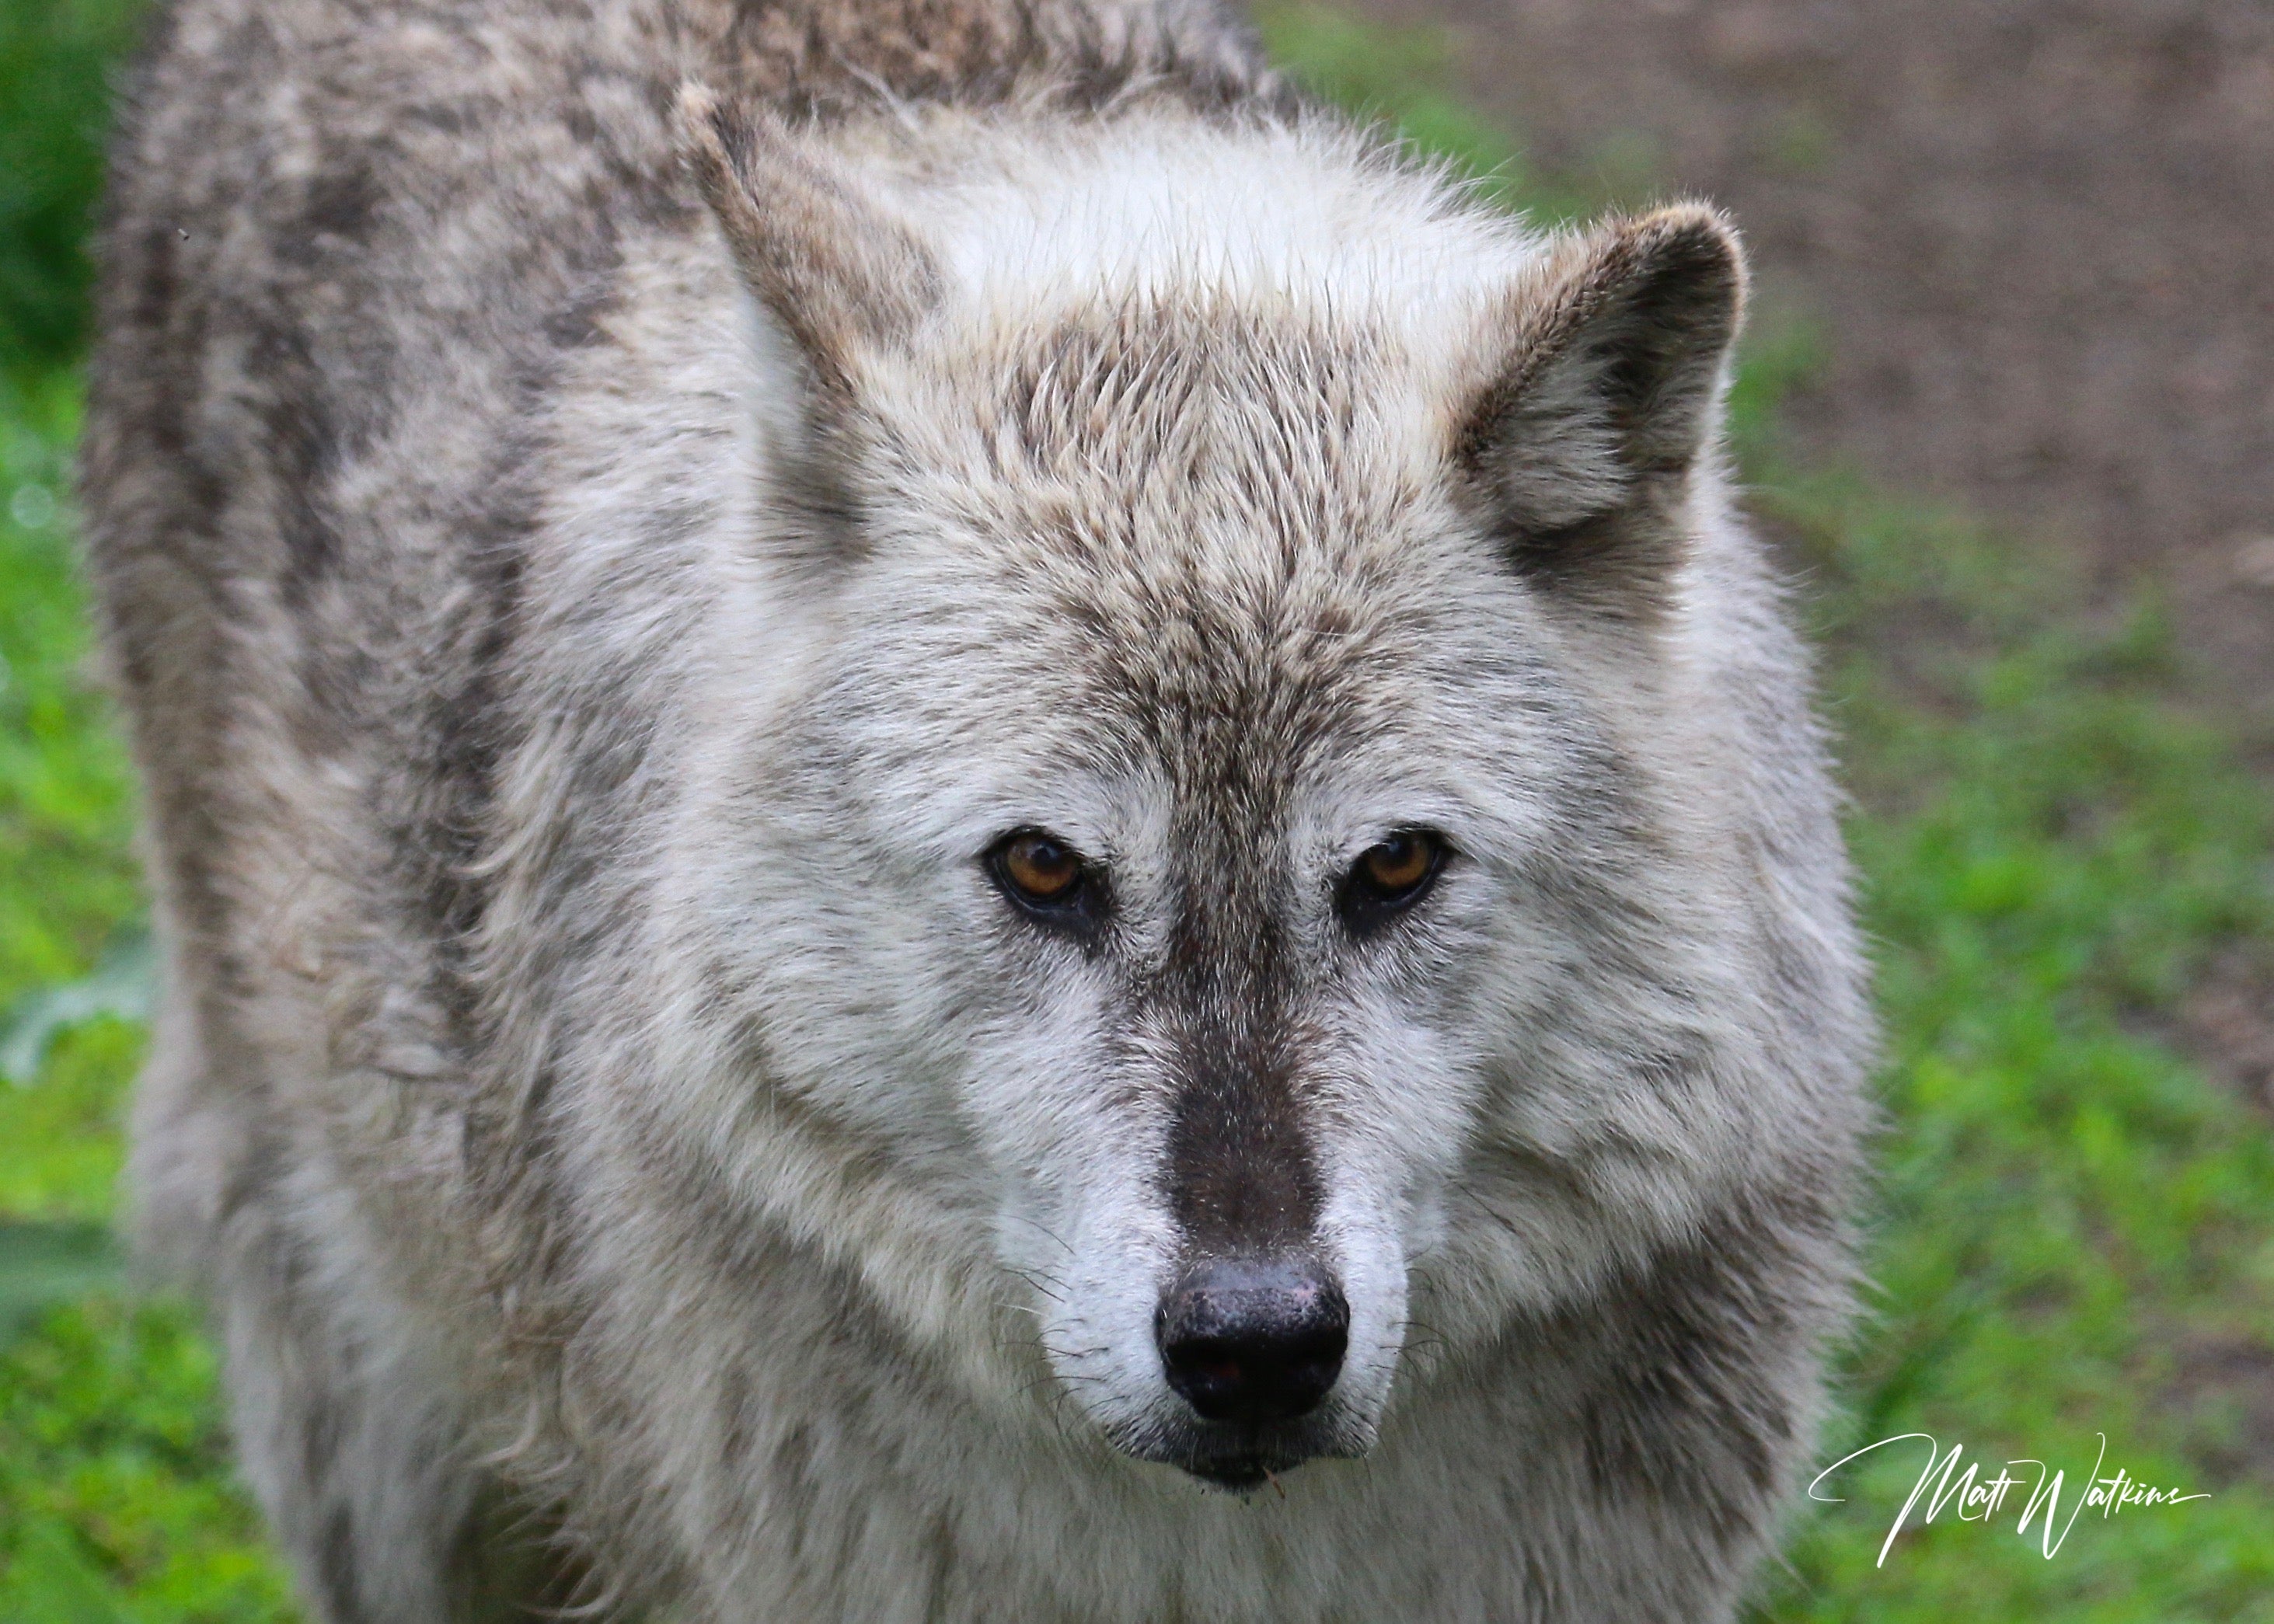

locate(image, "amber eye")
(989, 830), (1088, 911)
(1341, 831), (1447, 933)
(1362, 835), (1438, 893)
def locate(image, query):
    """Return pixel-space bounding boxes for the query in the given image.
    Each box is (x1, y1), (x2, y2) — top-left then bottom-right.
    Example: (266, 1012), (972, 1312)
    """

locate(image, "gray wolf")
(82, 0), (1872, 1616)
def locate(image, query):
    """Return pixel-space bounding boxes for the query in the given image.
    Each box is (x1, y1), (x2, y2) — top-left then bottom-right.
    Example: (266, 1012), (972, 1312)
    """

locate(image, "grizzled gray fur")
(82, 0), (1873, 1617)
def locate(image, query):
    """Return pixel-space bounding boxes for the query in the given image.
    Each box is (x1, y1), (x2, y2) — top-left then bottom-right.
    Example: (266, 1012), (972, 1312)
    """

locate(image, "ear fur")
(678, 83), (942, 403)
(1456, 205), (1747, 616)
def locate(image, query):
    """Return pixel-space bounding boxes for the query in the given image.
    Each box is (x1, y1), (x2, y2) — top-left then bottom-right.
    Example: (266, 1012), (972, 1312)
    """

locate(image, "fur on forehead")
(802, 108), (1543, 383)
(806, 117), (1554, 588)
(841, 298), (1529, 800)
(739, 111), (1603, 771)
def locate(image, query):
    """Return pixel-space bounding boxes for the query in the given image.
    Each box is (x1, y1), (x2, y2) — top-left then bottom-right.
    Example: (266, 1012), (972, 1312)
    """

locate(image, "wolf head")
(647, 92), (1834, 1491)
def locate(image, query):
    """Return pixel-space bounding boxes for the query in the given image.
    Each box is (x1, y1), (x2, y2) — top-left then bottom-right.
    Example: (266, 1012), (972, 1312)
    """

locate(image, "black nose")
(1156, 1257), (1350, 1424)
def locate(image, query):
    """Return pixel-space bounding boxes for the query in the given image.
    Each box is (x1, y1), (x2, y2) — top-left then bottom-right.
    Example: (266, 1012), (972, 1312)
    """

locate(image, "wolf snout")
(1156, 1257), (1350, 1424)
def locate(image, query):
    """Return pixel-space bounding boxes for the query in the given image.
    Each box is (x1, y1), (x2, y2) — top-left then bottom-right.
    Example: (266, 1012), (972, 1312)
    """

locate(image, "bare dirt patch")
(2181, 945), (2274, 1115)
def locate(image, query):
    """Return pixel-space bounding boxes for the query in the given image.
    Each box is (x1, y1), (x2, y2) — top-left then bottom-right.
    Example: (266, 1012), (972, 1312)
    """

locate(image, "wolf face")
(650, 100), (1788, 1491)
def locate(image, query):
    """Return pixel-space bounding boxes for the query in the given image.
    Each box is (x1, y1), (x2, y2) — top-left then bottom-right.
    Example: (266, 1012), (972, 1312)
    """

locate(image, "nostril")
(1156, 1257), (1350, 1424)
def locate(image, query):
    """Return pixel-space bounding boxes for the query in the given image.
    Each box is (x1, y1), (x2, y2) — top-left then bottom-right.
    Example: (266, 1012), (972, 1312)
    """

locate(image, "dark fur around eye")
(1338, 831), (1449, 936)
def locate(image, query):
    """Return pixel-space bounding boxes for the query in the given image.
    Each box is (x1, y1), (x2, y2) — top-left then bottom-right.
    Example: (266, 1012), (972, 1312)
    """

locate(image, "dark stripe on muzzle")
(1158, 925), (1321, 1255)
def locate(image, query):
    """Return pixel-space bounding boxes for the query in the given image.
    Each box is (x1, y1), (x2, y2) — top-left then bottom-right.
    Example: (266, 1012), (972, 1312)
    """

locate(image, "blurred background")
(1, 1), (2269, 1618)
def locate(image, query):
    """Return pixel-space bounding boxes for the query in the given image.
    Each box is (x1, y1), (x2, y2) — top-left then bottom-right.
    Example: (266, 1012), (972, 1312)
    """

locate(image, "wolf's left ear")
(1456, 205), (1746, 617)
(678, 85), (941, 407)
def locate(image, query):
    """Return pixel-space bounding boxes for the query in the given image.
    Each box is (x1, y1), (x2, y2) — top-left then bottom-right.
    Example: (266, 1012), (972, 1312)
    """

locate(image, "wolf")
(82, 0), (1872, 1617)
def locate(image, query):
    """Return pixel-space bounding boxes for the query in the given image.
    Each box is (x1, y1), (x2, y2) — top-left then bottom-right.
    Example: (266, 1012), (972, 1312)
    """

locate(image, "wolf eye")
(987, 829), (1093, 920)
(1340, 831), (1448, 933)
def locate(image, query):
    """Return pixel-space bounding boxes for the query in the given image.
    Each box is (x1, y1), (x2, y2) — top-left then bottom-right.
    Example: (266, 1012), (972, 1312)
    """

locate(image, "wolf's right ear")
(1456, 206), (1746, 619)
(678, 85), (941, 406)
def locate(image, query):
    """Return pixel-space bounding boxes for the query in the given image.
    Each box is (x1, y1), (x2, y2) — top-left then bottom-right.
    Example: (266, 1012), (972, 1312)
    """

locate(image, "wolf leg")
(133, 1037), (573, 1624)
(209, 1183), (589, 1622)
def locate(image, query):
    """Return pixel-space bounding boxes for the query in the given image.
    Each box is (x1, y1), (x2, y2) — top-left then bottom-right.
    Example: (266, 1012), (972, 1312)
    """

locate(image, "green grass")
(0, 378), (299, 1615)
(1, 5), (2270, 1618)
(0, 373), (300, 1617)
(1755, 472), (2274, 1621)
